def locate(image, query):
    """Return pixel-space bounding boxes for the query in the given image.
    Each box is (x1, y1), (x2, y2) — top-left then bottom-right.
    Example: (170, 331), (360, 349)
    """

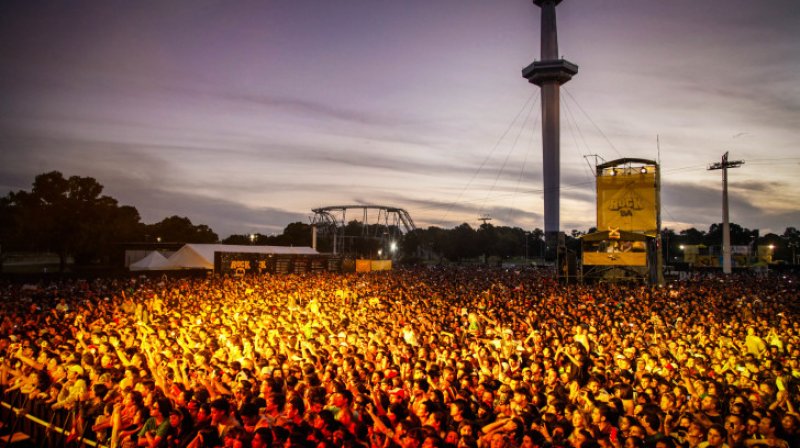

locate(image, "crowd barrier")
(0, 390), (106, 448)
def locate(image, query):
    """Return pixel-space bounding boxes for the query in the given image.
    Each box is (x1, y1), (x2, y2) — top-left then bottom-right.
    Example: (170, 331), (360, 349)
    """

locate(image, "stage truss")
(311, 205), (417, 256)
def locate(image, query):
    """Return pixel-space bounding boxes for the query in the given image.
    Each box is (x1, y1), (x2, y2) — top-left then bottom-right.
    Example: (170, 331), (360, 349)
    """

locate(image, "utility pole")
(478, 215), (493, 227)
(708, 152), (744, 274)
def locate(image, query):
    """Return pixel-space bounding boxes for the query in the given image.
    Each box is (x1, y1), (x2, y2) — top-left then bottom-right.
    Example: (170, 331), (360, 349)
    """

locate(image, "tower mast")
(522, 0), (578, 257)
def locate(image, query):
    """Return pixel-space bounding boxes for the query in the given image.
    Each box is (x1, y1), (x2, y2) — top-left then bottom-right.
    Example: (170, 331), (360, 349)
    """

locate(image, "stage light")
(640, 167), (648, 174)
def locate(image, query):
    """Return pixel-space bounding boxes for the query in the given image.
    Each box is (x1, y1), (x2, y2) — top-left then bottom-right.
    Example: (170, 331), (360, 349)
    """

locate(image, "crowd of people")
(1, 267), (799, 448)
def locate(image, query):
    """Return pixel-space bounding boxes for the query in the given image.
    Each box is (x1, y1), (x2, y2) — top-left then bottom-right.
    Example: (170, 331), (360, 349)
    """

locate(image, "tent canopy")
(129, 251), (172, 271)
(166, 244), (318, 270)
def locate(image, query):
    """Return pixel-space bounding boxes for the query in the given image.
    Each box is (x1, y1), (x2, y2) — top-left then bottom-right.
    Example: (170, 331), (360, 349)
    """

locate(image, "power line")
(438, 90), (539, 225)
(504, 100), (541, 224)
(563, 88), (622, 158)
(479, 91), (538, 218)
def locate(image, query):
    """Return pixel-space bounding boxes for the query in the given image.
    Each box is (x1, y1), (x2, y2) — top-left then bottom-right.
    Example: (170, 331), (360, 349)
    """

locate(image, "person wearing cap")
(52, 363), (87, 410)
(388, 387), (406, 406)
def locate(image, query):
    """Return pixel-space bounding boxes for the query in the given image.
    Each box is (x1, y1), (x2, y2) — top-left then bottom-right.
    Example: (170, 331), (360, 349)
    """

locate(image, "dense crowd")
(1, 268), (799, 448)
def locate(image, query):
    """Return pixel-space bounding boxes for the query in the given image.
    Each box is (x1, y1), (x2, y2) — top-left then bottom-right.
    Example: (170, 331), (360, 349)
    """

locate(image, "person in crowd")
(0, 269), (797, 448)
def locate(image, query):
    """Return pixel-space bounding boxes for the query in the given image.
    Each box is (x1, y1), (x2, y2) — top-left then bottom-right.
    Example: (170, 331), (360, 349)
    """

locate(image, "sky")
(1, 0), (798, 239)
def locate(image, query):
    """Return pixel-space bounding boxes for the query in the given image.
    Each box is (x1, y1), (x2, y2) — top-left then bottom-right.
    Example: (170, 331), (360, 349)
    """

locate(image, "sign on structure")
(596, 159), (659, 236)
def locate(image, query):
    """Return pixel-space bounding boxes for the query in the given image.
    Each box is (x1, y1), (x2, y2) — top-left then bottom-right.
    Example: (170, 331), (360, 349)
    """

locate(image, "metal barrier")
(0, 391), (107, 448)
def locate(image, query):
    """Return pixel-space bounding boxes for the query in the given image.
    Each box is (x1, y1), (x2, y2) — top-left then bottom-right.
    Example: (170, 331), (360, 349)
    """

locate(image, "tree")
(706, 222), (757, 246)
(424, 226), (450, 262)
(661, 227), (678, 264)
(476, 222), (496, 262)
(221, 234), (253, 245)
(679, 227), (706, 245)
(564, 231), (582, 255)
(400, 228), (423, 260)
(280, 222), (313, 247)
(529, 228), (545, 259)
(494, 226), (524, 260)
(146, 216), (218, 244)
(784, 227), (800, 264)
(0, 171), (145, 271)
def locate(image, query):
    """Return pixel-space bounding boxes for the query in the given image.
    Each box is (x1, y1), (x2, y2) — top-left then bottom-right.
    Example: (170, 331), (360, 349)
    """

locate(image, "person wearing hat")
(52, 363), (87, 410)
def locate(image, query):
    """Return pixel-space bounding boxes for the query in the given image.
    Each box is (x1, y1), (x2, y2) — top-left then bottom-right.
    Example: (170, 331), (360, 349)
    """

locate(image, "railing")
(0, 390), (110, 448)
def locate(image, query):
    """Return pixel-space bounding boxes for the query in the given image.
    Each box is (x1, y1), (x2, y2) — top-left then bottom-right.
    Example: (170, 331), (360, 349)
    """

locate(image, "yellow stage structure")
(581, 158), (661, 283)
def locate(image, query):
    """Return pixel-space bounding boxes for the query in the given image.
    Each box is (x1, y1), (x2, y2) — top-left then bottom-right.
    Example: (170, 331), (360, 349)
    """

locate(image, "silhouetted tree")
(662, 227), (678, 264)
(221, 234), (253, 245)
(446, 223), (479, 260)
(424, 226), (450, 262)
(146, 216), (218, 244)
(679, 227), (706, 245)
(0, 171), (145, 270)
(706, 222), (757, 246)
(529, 228), (545, 259)
(280, 222), (313, 247)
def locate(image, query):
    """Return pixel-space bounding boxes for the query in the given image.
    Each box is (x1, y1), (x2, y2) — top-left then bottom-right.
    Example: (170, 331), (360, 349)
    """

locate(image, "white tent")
(166, 244), (319, 270)
(129, 251), (172, 271)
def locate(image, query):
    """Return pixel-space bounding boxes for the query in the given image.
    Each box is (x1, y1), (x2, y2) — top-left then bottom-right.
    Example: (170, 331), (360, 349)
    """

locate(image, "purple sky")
(1, 0), (798, 238)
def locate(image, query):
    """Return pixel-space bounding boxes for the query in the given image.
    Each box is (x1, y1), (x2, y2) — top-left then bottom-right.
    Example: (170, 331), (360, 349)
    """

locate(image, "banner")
(214, 253), (341, 275)
(355, 259), (372, 272)
(583, 252), (647, 266)
(354, 259), (393, 272)
(597, 169), (657, 234)
(371, 260), (392, 271)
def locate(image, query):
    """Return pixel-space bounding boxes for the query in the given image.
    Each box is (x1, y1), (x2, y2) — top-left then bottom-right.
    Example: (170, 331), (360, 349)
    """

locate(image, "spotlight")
(640, 167), (648, 174)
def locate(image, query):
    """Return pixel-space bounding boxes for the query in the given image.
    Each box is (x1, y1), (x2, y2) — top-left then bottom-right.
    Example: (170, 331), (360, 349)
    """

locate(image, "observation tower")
(522, 0), (578, 257)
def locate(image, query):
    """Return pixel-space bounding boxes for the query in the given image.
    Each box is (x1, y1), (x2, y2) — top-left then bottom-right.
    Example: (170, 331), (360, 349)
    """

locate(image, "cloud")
(660, 179), (783, 231)
(0, 133), (305, 238)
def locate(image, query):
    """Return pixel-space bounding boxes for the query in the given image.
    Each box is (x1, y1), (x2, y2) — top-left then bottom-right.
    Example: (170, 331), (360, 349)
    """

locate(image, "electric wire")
(561, 93), (596, 181)
(504, 104), (541, 224)
(437, 90), (538, 226)
(477, 90), (539, 223)
(563, 88), (623, 159)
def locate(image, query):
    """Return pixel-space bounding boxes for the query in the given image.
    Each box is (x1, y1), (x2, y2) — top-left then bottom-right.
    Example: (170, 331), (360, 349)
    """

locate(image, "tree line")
(0, 172), (217, 271)
(1, 172), (798, 270)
